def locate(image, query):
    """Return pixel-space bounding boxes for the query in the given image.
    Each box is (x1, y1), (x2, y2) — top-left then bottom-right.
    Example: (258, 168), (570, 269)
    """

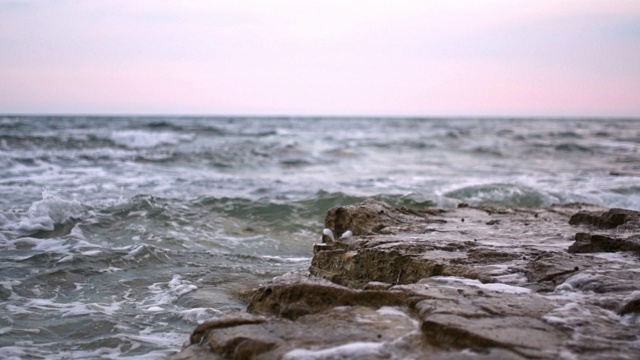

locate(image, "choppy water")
(0, 116), (639, 358)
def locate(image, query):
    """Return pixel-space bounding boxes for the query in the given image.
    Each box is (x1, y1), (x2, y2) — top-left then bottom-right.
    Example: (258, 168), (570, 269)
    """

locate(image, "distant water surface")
(0, 116), (639, 358)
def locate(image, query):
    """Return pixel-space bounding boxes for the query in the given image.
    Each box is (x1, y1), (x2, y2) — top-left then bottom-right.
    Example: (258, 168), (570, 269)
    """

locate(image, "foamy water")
(0, 116), (639, 357)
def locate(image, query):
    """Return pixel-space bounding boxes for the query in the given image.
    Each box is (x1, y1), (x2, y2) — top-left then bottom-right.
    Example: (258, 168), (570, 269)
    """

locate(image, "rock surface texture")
(169, 200), (640, 359)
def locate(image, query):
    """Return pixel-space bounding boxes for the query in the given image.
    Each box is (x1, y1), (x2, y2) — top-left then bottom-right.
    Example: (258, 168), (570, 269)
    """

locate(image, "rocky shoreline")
(168, 200), (640, 359)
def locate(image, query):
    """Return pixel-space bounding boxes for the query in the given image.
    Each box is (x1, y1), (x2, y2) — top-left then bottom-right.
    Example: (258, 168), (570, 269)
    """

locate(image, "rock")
(189, 312), (267, 346)
(395, 278), (566, 359)
(321, 199), (441, 242)
(246, 271), (406, 320)
(362, 281), (393, 291)
(568, 232), (640, 255)
(312, 200), (579, 289)
(524, 251), (586, 291)
(569, 208), (640, 229)
(619, 292), (640, 315)
(184, 304), (426, 360)
(169, 200), (640, 359)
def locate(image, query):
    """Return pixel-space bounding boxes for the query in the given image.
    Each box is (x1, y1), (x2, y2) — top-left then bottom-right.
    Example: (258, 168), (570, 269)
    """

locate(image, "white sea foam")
(32, 238), (69, 252)
(124, 244), (146, 259)
(591, 252), (640, 265)
(109, 130), (195, 149)
(123, 244), (167, 261)
(117, 331), (186, 358)
(554, 283), (574, 293)
(564, 273), (602, 290)
(24, 298), (122, 317)
(430, 276), (532, 294)
(98, 266), (123, 273)
(494, 272), (528, 285)
(45, 330), (182, 360)
(283, 341), (387, 360)
(81, 249), (102, 256)
(15, 216), (54, 233)
(261, 255), (312, 263)
(376, 306), (407, 317)
(559, 349), (581, 360)
(3, 234), (98, 259)
(376, 306), (420, 328)
(0, 190), (85, 239)
(3, 237), (67, 254)
(0, 346), (27, 360)
(28, 190), (84, 223)
(540, 295), (640, 357)
(142, 275), (197, 312)
(179, 308), (222, 324)
(56, 255), (73, 264)
(167, 276), (198, 297)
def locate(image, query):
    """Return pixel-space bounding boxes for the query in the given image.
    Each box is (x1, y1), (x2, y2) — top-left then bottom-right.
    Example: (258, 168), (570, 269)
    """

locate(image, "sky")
(1, 0), (639, 117)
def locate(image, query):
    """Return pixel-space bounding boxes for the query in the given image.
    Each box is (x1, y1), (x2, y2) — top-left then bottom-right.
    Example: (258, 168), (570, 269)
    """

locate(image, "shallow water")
(1, 116), (639, 358)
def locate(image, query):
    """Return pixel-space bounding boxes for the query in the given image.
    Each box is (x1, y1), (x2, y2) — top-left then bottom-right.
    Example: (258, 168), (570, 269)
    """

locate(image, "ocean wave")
(444, 183), (554, 208)
(610, 186), (640, 195)
(196, 191), (435, 224)
(554, 143), (595, 153)
(129, 118), (226, 135)
(24, 298), (122, 317)
(142, 275), (198, 312)
(108, 130), (196, 149)
(100, 194), (170, 220)
(120, 244), (172, 263)
(0, 190), (86, 238)
(178, 308), (223, 324)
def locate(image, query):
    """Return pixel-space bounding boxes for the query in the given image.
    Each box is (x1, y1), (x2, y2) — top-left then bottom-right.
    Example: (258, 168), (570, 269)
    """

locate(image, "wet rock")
(168, 346), (218, 360)
(400, 278), (567, 359)
(189, 312), (267, 346)
(310, 239), (480, 288)
(312, 201), (580, 289)
(618, 292), (640, 315)
(176, 277), (428, 359)
(569, 208), (640, 229)
(246, 272), (406, 320)
(170, 200), (640, 359)
(242, 305), (425, 359)
(467, 248), (521, 264)
(568, 232), (640, 255)
(524, 252), (583, 292)
(363, 281), (393, 291)
(321, 199), (436, 242)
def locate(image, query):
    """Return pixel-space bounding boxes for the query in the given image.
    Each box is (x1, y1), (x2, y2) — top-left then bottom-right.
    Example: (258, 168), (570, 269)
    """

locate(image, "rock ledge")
(169, 200), (640, 359)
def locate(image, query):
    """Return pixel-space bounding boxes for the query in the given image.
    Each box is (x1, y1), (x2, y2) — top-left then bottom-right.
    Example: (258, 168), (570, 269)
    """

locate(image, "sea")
(0, 116), (639, 359)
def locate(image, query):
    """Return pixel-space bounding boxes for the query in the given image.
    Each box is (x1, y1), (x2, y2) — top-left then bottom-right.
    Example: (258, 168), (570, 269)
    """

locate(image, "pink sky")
(1, 0), (639, 117)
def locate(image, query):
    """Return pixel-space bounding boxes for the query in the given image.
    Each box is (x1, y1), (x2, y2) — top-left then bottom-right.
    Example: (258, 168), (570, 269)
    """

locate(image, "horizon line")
(2, 113), (639, 120)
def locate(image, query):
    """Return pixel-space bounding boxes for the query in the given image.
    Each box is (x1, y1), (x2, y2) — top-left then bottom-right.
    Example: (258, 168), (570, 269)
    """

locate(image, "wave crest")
(444, 183), (554, 208)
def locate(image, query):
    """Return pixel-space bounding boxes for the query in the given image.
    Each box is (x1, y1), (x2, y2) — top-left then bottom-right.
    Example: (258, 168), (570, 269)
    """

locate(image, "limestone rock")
(524, 252), (583, 291)
(169, 200), (640, 359)
(321, 199), (439, 242)
(568, 232), (640, 255)
(569, 208), (640, 229)
(189, 312), (267, 346)
(246, 271), (406, 320)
